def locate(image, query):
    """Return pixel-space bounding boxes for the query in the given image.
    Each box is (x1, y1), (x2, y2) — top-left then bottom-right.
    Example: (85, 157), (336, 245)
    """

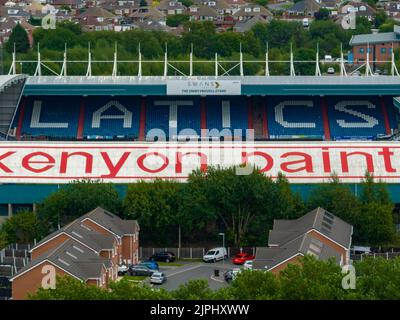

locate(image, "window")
(253, 7), (260, 12)
(359, 48), (365, 54)
(244, 7), (251, 12)
(381, 47), (387, 54)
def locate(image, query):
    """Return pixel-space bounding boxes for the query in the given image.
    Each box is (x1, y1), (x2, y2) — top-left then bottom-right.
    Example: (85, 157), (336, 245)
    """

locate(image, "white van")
(203, 247), (227, 263)
(302, 18), (309, 28)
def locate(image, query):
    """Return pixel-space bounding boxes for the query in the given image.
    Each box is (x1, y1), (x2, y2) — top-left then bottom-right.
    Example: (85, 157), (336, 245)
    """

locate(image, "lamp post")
(219, 232), (225, 268)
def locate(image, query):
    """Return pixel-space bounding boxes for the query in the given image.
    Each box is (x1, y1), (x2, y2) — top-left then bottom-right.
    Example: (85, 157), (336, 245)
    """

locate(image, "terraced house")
(10, 207), (139, 300)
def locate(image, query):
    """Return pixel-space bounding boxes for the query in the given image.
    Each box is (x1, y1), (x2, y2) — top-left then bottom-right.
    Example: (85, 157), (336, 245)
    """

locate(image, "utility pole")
(0, 43), (4, 75)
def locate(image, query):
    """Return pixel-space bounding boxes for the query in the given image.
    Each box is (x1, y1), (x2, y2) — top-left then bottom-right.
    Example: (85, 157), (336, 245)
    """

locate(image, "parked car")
(150, 272), (167, 284)
(149, 251), (176, 263)
(129, 265), (156, 276)
(232, 253), (255, 265)
(327, 67), (335, 74)
(118, 264), (129, 276)
(203, 247), (227, 263)
(224, 268), (241, 282)
(139, 260), (159, 270)
(243, 260), (253, 270)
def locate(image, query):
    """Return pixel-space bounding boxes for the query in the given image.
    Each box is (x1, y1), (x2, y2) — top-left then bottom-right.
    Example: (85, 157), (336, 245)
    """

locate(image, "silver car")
(150, 272), (167, 284)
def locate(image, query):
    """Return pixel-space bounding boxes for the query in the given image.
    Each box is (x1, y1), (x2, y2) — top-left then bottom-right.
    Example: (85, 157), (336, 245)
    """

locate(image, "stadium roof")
(0, 74), (27, 93)
(22, 75), (400, 96)
(349, 32), (400, 46)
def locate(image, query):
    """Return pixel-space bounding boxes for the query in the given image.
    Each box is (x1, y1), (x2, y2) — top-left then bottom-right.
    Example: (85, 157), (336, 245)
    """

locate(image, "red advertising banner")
(0, 142), (399, 183)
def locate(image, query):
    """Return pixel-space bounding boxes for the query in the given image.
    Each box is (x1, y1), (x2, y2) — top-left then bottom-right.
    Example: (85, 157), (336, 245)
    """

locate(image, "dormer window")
(190, 6), (198, 12)
(359, 5), (366, 11)
(244, 7), (251, 12)
(97, 16), (104, 22)
(253, 7), (260, 12)
(208, 1), (216, 6)
(169, 1), (176, 6)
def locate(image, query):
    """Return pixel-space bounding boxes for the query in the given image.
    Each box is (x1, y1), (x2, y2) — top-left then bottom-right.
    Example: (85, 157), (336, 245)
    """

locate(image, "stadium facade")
(1, 73), (400, 219)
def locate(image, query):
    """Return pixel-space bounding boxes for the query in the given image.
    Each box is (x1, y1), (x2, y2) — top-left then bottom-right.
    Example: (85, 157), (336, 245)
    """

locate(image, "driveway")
(147, 260), (238, 291)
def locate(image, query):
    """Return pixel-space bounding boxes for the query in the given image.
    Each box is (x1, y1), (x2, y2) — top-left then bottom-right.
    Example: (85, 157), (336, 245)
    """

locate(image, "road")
(148, 260), (238, 291)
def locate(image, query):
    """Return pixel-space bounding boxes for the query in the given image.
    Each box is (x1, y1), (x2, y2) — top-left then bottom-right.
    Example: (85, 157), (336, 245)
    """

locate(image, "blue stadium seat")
(267, 97), (324, 139)
(83, 96), (140, 139)
(327, 97), (387, 140)
(19, 96), (80, 139)
(206, 96), (248, 137)
(145, 97), (201, 140)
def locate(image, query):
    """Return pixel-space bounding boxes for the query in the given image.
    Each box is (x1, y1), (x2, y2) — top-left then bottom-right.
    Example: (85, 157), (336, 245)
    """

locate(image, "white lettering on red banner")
(0, 142), (399, 183)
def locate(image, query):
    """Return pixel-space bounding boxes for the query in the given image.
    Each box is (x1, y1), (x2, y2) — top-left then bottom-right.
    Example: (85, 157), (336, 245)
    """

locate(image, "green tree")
(166, 14), (190, 27)
(123, 180), (183, 244)
(314, 8), (330, 21)
(30, 276), (109, 300)
(37, 180), (122, 235)
(358, 173), (395, 246)
(0, 211), (40, 244)
(307, 175), (361, 226)
(374, 11), (388, 28)
(278, 255), (347, 300)
(354, 257), (400, 299)
(5, 24), (30, 53)
(172, 280), (215, 300)
(228, 269), (279, 299)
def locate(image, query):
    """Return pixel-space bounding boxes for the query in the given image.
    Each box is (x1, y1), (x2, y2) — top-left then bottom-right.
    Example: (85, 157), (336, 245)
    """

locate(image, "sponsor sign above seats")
(166, 80), (241, 95)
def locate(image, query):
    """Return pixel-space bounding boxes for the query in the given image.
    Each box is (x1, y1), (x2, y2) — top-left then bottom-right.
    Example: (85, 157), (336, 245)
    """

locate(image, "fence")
(351, 252), (400, 261)
(139, 247), (256, 260)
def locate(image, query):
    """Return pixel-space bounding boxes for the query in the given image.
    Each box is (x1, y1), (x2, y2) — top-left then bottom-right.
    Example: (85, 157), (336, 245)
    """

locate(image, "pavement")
(146, 259), (238, 291)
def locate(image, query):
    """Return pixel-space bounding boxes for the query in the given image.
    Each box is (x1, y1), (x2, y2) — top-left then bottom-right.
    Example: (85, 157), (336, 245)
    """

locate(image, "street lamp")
(218, 232), (225, 267)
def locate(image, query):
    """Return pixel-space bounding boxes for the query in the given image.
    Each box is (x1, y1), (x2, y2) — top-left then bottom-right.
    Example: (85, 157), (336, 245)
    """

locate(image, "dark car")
(149, 251), (176, 263)
(129, 265), (156, 276)
(138, 260), (159, 270)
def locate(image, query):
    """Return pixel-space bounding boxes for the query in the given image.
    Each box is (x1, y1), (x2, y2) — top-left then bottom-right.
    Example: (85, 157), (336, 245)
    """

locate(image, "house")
(253, 207), (353, 273)
(349, 25), (400, 65)
(340, 2), (376, 22)
(157, 0), (186, 15)
(286, 0), (321, 17)
(233, 4), (273, 23)
(76, 6), (117, 31)
(384, 1), (400, 17)
(130, 6), (166, 27)
(10, 207), (139, 300)
(11, 239), (114, 300)
(50, 0), (84, 10)
(188, 5), (218, 21)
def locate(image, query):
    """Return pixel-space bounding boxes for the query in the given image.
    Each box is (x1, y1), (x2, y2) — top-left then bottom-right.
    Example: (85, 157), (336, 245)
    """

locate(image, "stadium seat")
(267, 97), (324, 139)
(83, 96), (140, 139)
(18, 96), (80, 139)
(327, 97), (387, 140)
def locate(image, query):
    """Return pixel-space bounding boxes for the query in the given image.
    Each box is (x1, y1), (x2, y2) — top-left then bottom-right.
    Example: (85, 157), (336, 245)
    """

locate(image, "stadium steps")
(0, 78), (25, 137)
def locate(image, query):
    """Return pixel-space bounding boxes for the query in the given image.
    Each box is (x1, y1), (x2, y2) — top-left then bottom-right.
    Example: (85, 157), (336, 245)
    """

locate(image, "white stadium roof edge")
(0, 74), (28, 92)
(23, 75), (400, 86)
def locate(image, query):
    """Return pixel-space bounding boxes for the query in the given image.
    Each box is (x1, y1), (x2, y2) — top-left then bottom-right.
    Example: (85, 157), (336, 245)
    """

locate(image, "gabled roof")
(11, 239), (110, 282)
(32, 219), (115, 253)
(80, 207), (139, 237)
(189, 4), (218, 17)
(289, 0), (321, 13)
(254, 232), (342, 270)
(269, 207), (352, 249)
(78, 6), (115, 18)
(233, 4), (273, 17)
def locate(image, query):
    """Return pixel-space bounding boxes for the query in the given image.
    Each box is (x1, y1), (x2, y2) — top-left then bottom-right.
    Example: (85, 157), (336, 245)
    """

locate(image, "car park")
(203, 247), (227, 263)
(232, 253), (255, 265)
(150, 272), (167, 284)
(149, 251), (176, 263)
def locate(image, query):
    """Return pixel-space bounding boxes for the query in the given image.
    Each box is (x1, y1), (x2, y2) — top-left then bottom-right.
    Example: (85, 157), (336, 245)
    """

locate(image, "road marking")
(166, 264), (202, 277)
(210, 275), (225, 283)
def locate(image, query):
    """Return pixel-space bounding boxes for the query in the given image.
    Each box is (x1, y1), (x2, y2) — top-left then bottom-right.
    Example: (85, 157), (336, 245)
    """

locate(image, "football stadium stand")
(11, 94), (399, 141)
